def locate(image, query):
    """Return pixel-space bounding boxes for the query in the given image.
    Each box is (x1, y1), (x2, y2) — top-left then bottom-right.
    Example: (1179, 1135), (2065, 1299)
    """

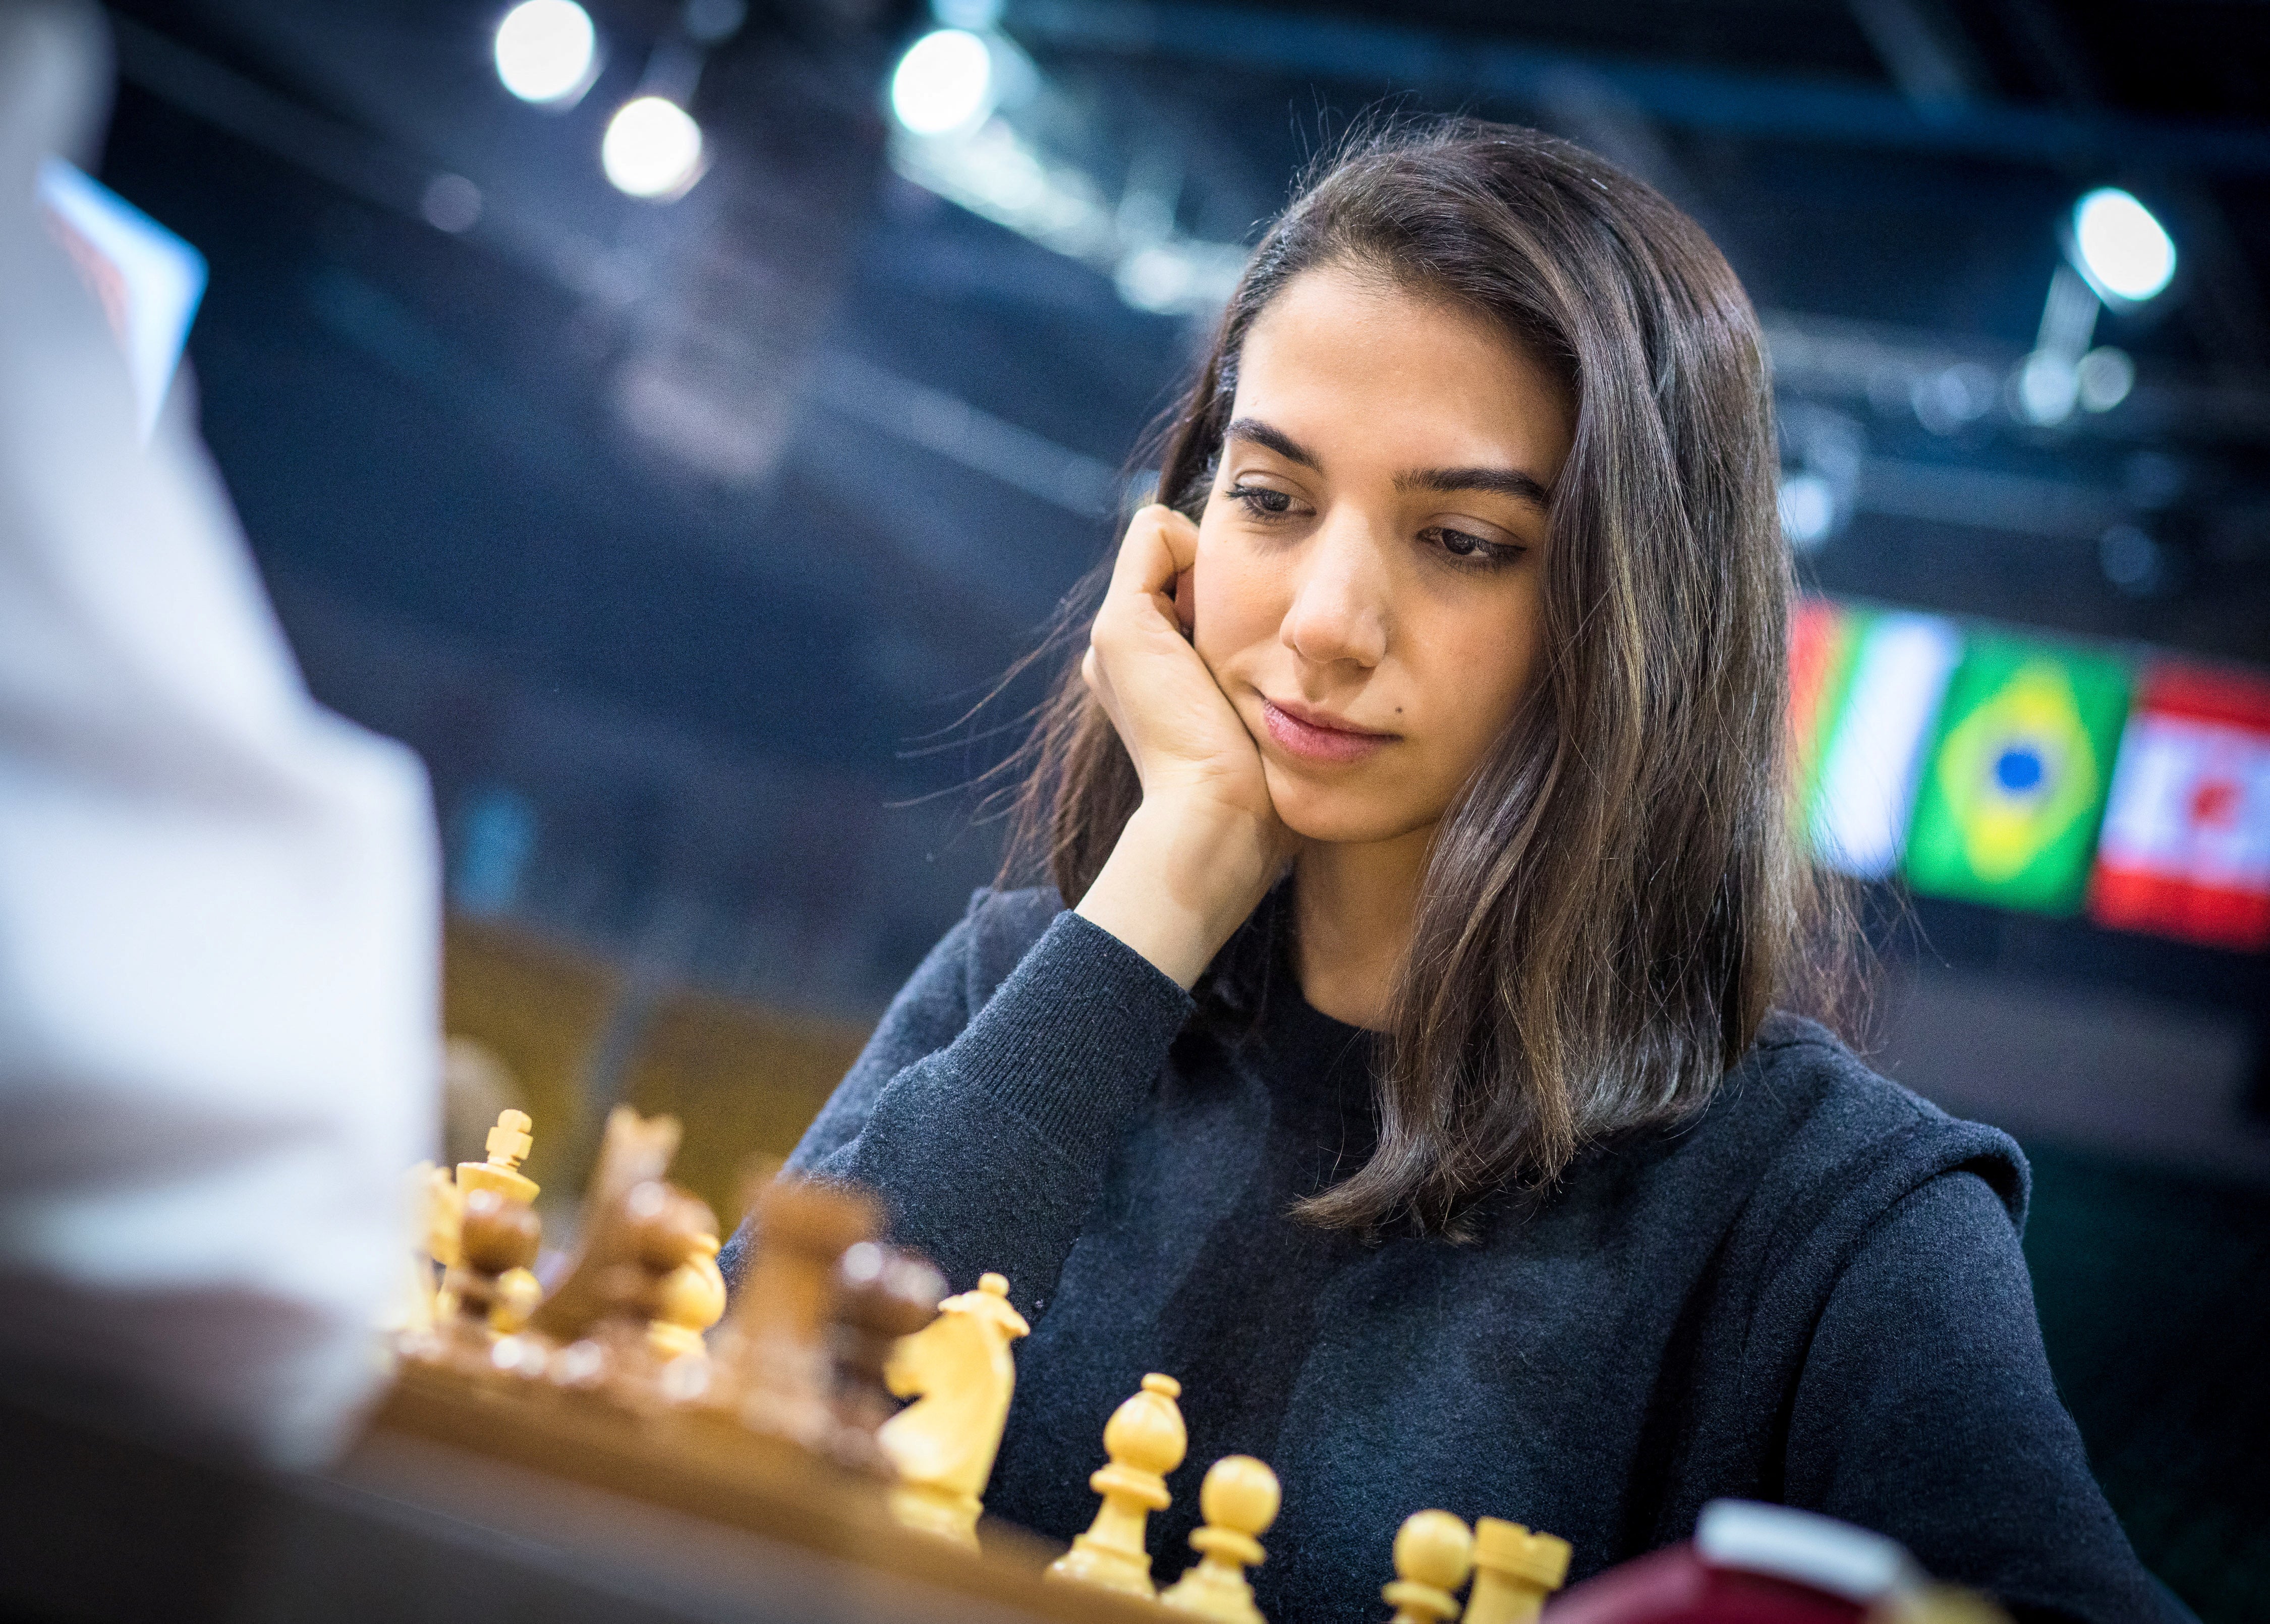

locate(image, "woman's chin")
(1267, 781), (1435, 849)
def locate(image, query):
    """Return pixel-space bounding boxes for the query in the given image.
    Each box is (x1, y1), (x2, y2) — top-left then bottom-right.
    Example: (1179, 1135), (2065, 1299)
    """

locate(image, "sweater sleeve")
(736, 891), (1195, 1318)
(1783, 1170), (2183, 1624)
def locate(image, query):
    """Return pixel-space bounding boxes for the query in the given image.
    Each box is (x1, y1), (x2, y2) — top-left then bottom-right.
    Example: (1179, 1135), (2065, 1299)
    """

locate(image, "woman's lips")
(1261, 698), (1395, 764)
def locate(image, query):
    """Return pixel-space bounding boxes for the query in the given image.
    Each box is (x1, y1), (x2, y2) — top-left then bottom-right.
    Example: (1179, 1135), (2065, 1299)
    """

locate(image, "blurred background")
(85, 0), (2266, 1615)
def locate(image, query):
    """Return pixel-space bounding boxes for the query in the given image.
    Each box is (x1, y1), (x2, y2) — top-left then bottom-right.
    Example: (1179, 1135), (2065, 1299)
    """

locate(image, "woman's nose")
(1280, 512), (1390, 669)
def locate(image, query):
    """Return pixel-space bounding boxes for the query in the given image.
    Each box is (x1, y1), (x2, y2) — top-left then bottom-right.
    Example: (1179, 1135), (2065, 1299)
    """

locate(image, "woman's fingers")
(1104, 504), (1199, 606)
(1153, 505), (1200, 573)
(1083, 500), (1280, 823)
(1092, 508), (1203, 668)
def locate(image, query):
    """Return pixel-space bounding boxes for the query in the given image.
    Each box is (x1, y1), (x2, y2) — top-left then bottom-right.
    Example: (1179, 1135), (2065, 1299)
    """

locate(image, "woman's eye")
(1227, 482), (1295, 518)
(1421, 525), (1515, 564)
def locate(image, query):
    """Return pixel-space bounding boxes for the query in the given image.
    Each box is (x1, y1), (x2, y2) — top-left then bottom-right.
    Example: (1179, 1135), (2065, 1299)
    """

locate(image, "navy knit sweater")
(729, 885), (2170, 1623)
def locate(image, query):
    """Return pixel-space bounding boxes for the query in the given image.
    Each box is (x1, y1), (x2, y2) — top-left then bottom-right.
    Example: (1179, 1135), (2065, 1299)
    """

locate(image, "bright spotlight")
(2071, 187), (2176, 304)
(890, 29), (995, 136)
(494, 0), (596, 105)
(602, 96), (704, 199)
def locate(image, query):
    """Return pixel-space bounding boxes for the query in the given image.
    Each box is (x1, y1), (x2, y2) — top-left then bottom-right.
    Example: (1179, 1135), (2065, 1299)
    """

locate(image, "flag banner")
(1906, 637), (2132, 914)
(1788, 598), (1845, 779)
(2089, 664), (2270, 951)
(1788, 596), (1851, 818)
(1800, 610), (1962, 878)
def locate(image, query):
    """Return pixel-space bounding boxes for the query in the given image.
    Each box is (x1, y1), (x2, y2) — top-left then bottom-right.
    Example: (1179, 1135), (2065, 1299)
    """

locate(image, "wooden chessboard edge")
(366, 1364), (1167, 1624)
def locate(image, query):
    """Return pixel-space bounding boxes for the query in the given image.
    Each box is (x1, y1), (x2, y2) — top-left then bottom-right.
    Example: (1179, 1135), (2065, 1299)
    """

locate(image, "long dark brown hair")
(997, 118), (1850, 1237)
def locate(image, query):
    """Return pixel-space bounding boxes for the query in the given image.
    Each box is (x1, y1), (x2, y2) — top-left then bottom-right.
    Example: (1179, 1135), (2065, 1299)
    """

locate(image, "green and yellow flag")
(1905, 636), (2132, 914)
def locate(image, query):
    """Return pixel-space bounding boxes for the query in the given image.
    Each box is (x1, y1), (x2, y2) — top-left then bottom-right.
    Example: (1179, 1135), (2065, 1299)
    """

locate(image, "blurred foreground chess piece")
(828, 1241), (946, 1472)
(528, 1107), (681, 1342)
(1046, 1372), (1187, 1598)
(458, 1107), (539, 1205)
(1160, 1454), (1279, 1623)
(512, 1108), (716, 1405)
(564, 1179), (715, 1403)
(445, 1189), (542, 1351)
(1464, 1518), (1569, 1624)
(421, 1163), (465, 1268)
(709, 1169), (880, 1448)
(1384, 1511), (1476, 1624)
(385, 1161), (463, 1336)
(878, 1270), (1029, 1546)
(649, 1231), (728, 1361)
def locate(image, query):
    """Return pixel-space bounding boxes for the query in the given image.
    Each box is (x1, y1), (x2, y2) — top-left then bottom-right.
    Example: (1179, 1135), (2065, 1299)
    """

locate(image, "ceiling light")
(602, 97), (704, 199)
(494, 0), (597, 105)
(2071, 188), (2176, 304)
(890, 29), (996, 137)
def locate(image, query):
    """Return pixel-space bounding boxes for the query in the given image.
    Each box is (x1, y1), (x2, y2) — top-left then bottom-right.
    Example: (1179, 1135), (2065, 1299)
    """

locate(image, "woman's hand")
(1073, 506), (1295, 988)
(1080, 505), (1274, 822)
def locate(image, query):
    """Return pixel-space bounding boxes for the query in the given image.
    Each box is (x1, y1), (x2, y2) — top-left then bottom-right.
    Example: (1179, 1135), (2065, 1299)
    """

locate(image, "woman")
(747, 122), (2166, 1621)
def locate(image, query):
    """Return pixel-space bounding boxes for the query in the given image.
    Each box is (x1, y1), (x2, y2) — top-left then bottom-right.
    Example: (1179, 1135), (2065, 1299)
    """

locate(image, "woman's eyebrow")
(1224, 417), (1321, 470)
(1396, 466), (1555, 507)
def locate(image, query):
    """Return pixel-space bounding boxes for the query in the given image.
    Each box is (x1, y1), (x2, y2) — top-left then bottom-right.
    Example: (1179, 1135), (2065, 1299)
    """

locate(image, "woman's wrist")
(1073, 799), (1284, 989)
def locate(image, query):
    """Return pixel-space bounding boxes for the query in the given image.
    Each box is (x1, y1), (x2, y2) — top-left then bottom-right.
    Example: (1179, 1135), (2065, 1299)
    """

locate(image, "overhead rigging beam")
(1003, 0), (2270, 174)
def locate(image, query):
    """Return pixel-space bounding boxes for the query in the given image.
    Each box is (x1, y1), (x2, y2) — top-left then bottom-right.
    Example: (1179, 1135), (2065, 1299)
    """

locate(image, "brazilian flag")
(1905, 637), (2132, 914)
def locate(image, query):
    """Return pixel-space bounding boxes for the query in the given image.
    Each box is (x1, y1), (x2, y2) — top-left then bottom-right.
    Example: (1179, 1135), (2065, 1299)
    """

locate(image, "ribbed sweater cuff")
(957, 909), (1195, 1170)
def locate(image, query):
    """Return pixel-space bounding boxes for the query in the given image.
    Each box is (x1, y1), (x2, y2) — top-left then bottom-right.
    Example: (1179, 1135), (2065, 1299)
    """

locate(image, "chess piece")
(536, 1177), (714, 1404)
(442, 1188), (542, 1348)
(648, 1231), (728, 1361)
(878, 1271), (1029, 1546)
(1160, 1455), (1280, 1623)
(710, 1171), (880, 1446)
(458, 1108), (539, 1205)
(827, 1241), (945, 1470)
(1463, 1518), (1569, 1624)
(1383, 1511), (1475, 1624)
(528, 1107), (683, 1342)
(613, 1182), (717, 1323)
(420, 1161), (465, 1269)
(384, 1162), (462, 1336)
(1046, 1372), (1187, 1598)
(492, 1264), (543, 1332)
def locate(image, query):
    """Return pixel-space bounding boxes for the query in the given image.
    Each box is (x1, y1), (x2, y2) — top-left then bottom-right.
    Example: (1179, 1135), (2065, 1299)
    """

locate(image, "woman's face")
(1194, 263), (1575, 849)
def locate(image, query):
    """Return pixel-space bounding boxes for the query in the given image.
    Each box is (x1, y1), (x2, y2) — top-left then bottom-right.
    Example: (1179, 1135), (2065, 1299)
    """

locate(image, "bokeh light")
(493, 0), (597, 105)
(889, 29), (996, 136)
(1778, 471), (1837, 550)
(2072, 187), (2177, 304)
(602, 96), (704, 199)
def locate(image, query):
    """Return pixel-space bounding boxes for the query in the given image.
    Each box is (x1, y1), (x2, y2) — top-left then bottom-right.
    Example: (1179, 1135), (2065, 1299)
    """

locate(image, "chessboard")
(0, 1100), (2008, 1624)
(365, 1104), (1575, 1624)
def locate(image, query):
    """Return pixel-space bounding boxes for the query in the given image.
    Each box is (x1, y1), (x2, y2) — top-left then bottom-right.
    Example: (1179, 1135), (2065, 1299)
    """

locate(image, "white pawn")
(1046, 1372), (1187, 1598)
(1161, 1455), (1280, 1624)
(1383, 1510), (1474, 1624)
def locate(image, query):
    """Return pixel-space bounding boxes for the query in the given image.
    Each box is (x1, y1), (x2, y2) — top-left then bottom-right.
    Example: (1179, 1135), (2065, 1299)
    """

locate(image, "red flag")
(2088, 663), (2270, 950)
